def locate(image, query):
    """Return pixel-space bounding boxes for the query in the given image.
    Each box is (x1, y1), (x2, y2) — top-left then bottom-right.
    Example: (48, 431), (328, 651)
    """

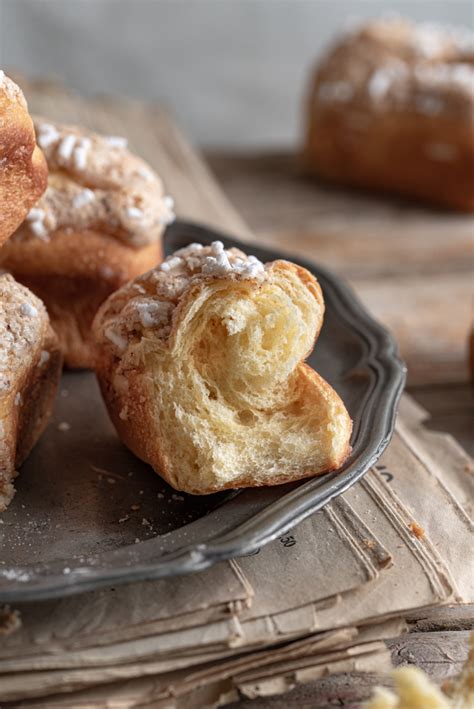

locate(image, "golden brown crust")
(1, 230), (162, 368)
(0, 118), (172, 368)
(93, 243), (352, 495)
(303, 18), (474, 211)
(0, 73), (48, 246)
(0, 275), (62, 511)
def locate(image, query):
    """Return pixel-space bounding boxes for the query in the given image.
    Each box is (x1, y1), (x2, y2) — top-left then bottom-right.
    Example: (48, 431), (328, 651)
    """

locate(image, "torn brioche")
(92, 241), (352, 495)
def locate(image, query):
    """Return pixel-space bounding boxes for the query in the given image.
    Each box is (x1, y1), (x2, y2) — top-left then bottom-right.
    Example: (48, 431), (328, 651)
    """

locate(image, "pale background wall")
(0, 0), (472, 149)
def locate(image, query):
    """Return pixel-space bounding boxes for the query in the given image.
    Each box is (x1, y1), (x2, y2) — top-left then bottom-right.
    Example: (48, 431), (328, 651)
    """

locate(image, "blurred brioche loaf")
(304, 18), (474, 210)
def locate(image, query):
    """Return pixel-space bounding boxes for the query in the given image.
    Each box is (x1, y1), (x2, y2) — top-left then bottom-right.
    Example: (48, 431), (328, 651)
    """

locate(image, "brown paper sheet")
(1, 395), (471, 705)
(0, 503), (390, 672)
(234, 467), (455, 646)
(381, 431), (474, 602)
(4, 621), (402, 707)
(397, 395), (473, 517)
(0, 561), (251, 662)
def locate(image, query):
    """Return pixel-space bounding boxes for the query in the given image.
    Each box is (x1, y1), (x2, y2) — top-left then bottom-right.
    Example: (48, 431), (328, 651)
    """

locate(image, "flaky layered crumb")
(94, 242), (351, 494)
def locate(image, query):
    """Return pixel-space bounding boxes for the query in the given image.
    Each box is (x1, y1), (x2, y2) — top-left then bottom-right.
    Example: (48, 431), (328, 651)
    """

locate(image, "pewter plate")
(0, 221), (406, 601)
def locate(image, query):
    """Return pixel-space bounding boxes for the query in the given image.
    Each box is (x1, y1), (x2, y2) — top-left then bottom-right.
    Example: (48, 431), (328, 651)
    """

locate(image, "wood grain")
(206, 154), (474, 279)
(228, 629), (473, 708)
(407, 605), (474, 632)
(207, 153), (474, 386)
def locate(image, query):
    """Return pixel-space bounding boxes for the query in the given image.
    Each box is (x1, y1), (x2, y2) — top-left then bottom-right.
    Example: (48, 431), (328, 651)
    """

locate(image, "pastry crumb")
(0, 606), (21, 637)
(409, 522), (425, 539)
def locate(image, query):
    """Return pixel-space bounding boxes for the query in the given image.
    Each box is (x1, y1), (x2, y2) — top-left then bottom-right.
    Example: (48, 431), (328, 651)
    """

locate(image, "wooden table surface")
(206, 152), (474, 454)
(19, 83), (474, 707)
(206, 153), (474, 388)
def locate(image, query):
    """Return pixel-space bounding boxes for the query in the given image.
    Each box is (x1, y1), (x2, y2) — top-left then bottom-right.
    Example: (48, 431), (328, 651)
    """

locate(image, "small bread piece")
(93, 242), (352, 495)
(0, 274), (62, 511)
(0, 71), (47, 245)
(304, 18), (474, 211)
(0, 118), (174, 368)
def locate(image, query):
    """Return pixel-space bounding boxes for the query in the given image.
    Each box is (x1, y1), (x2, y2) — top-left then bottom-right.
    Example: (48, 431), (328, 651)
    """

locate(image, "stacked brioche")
(304, 18), (474, 210)
(0, 119), (174, 368)
(0, 73), (60, 509)
(93, 242), (352, 494)
(0, 274), (62, 510)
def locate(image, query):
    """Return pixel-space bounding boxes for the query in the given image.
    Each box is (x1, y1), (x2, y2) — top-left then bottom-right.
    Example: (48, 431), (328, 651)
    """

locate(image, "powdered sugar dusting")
(0, 275), (47, 396)
(19, 302), (38, 318)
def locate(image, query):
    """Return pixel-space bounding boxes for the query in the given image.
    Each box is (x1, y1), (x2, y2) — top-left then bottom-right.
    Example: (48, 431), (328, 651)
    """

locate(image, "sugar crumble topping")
(16, 119), (175, 248)
(314, 18), (474, 120)
(98, 242), (267, 353)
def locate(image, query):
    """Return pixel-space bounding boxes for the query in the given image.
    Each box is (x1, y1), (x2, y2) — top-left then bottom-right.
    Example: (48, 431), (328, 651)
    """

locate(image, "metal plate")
(0, 221), (406, 601)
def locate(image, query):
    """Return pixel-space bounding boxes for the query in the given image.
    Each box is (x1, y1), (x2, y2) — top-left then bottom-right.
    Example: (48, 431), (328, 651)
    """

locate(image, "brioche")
(0, 118), (174, 368)
(93, 241), (352, 495)
(0, 71), (47, 245)
(0, 274), (62, 511)
(304, 18), (474, 211)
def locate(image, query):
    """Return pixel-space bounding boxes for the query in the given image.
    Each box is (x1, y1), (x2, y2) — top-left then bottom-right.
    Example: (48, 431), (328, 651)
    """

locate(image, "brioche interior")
(140, 269), (349, 492)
